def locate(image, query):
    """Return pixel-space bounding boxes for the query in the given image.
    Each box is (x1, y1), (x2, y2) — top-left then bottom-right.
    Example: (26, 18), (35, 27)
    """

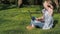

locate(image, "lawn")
(0, 4), (60, 34)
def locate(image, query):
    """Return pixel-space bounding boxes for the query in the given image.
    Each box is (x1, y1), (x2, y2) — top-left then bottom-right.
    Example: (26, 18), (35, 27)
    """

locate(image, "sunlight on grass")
(0, 5), (60, 34)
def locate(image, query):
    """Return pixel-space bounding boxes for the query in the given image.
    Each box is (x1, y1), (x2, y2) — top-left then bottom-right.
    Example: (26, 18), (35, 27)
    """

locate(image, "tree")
(18, 0), (22, 8)
(34, 0), (43, 5)
(0, 0), (1, 3)
(54, 0), (60, 13)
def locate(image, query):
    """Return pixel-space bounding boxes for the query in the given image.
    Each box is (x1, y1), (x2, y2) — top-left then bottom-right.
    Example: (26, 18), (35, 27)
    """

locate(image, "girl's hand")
(36, 18), (44, 21)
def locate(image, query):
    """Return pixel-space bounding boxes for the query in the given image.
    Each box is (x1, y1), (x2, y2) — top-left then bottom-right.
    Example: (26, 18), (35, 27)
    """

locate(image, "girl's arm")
(36, 15), (44, 21)
(43, 1), (49, 10)
(48, 3), (53, 9)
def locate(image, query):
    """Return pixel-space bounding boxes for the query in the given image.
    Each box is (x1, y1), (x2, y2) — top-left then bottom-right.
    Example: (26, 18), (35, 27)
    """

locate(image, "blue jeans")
(31, 20), (44, 28)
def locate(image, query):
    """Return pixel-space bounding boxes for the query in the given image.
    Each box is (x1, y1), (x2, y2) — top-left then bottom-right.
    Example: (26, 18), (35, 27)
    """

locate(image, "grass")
(0, 4), (60, 34)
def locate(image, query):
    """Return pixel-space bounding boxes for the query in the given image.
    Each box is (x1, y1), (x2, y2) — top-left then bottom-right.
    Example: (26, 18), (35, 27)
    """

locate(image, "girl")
(26, 0), (54, 30)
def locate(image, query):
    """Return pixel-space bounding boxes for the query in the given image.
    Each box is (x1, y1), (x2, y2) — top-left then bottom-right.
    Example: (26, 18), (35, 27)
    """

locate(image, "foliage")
(0, 5), (60, 34)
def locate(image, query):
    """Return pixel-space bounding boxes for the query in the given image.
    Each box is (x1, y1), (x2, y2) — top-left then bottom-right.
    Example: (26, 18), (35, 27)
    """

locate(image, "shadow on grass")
(53, 19), (58, 28)
(0, 4), (16, 11)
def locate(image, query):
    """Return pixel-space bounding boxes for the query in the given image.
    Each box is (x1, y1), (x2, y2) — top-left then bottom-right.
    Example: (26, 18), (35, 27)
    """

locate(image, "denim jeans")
(31, 20), (44, 28)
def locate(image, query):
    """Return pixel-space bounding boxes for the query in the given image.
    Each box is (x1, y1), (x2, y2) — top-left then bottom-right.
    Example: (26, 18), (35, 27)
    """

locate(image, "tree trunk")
(59, 0), (60, 13)
(54, 0), (60, 13)
(54, 0), (59, 8)
(18, 0), (22, 8)
(0, 0), (1, 3)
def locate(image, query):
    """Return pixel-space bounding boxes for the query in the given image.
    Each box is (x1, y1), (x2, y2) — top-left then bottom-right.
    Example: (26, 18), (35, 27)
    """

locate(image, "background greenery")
(0, 4), (60, 34)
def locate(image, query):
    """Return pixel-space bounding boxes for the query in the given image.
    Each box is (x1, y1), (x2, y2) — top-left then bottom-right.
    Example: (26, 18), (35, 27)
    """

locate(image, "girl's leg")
(31, 20), (44, 28)
(26, 20), (44, 30)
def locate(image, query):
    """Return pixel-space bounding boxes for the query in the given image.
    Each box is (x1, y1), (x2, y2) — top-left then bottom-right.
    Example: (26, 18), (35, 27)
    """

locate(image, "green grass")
(0, 5), (60, 34)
